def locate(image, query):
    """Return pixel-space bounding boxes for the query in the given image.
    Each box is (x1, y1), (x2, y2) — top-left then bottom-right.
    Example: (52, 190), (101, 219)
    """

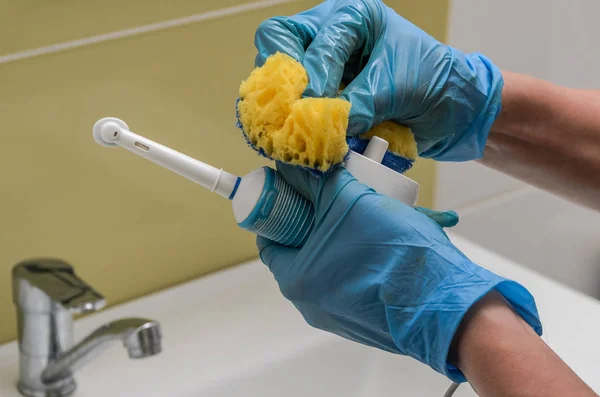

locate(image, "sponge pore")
(237, 53), (350, 172)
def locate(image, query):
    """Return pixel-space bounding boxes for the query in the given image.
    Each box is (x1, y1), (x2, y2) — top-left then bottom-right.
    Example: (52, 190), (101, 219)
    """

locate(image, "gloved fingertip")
(415, 207), (459, 228)
(254, 52), (269, 67)
(302, 84), (324, 99)
(275, 161), (318, 201)
(440, 210), (459, 228)
(301, 63), (325, 98)
(413, 206), (429, 215)
(302, 71), (339, 99)
(256, 235), (274, 252)
(256, 236), (282, 269)
(347, 114), (373, 136)
(340, 88), (375, 136)
(255, 235), (300, 276)
(275, 161), (309, 182)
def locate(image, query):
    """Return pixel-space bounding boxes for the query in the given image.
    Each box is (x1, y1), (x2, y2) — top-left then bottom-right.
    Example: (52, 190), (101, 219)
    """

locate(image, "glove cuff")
(440, 269), (542, 383)
(388, 257), (542, 383)
(419, 51), (504, 161)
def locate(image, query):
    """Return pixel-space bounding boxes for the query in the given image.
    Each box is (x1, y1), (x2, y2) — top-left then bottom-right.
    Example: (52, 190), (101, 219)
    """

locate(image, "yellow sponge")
(238, 53), (350, 172)
(237, 52), (417, 173)
(360, 121), (417, 161)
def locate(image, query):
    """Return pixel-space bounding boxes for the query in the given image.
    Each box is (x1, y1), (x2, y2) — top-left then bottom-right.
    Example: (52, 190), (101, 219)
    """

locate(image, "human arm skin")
(450, 291), (598, 397)
(482, 72), (600, 211)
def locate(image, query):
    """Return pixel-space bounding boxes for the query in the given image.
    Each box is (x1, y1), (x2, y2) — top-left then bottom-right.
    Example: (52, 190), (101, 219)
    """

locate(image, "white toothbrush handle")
(93, 117), (240, 199)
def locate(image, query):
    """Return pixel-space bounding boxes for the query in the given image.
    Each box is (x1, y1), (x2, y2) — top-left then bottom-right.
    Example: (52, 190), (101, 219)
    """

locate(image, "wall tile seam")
(0, 0), (296, 65)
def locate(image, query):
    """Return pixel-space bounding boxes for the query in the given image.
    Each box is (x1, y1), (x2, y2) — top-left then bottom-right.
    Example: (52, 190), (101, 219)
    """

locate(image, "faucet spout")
(41, 318), (162, 385)
(13, 259), (163, 397)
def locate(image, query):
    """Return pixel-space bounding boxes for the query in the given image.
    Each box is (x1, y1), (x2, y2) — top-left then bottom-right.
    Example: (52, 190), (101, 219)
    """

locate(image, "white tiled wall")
(442, 0), (600, 298)
(436, 162), (525, 211)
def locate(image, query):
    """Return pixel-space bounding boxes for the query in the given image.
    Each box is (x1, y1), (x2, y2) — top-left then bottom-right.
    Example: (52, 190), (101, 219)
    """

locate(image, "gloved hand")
(254, 0), (503, 161)
(257, 164), (542, 382)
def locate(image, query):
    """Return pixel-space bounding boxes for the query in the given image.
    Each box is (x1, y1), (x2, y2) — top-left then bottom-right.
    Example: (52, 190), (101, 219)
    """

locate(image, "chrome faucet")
(12, 259), (162, 397)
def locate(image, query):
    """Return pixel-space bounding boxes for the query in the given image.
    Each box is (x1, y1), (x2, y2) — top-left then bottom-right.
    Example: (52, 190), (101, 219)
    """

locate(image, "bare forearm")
(482, 72), (600, 211)
(450, 291), (596, 397)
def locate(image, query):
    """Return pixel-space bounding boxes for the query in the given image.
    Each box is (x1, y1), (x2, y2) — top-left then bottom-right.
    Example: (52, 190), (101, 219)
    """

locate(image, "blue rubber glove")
(254, 0), (503, 161)
(257, 164), (542, 382)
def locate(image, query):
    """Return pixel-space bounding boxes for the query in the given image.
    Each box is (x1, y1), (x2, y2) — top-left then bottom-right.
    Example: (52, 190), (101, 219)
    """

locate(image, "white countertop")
(1, 234), (599, 396)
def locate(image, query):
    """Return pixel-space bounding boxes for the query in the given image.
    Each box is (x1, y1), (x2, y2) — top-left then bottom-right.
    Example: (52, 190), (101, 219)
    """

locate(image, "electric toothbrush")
(93, 117), (419, 247)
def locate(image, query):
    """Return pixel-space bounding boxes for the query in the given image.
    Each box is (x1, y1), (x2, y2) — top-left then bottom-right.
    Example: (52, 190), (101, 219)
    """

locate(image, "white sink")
(1, 234), (599, 396)
(186, 338), (465, 397)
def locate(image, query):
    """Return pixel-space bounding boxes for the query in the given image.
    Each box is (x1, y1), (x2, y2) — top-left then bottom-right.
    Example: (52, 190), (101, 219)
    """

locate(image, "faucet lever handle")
(13, 259), (106, 313)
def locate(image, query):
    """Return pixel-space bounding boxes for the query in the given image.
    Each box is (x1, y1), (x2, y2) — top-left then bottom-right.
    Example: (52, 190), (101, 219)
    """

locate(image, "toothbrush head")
(93, 117), (130, 147)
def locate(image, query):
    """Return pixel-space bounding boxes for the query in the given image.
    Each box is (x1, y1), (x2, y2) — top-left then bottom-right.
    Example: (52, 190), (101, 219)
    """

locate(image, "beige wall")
(0, 0), (449, 344)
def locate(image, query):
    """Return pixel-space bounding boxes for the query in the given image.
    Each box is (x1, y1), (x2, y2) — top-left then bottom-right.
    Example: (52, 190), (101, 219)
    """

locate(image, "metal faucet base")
(18, 377), (76, 397)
